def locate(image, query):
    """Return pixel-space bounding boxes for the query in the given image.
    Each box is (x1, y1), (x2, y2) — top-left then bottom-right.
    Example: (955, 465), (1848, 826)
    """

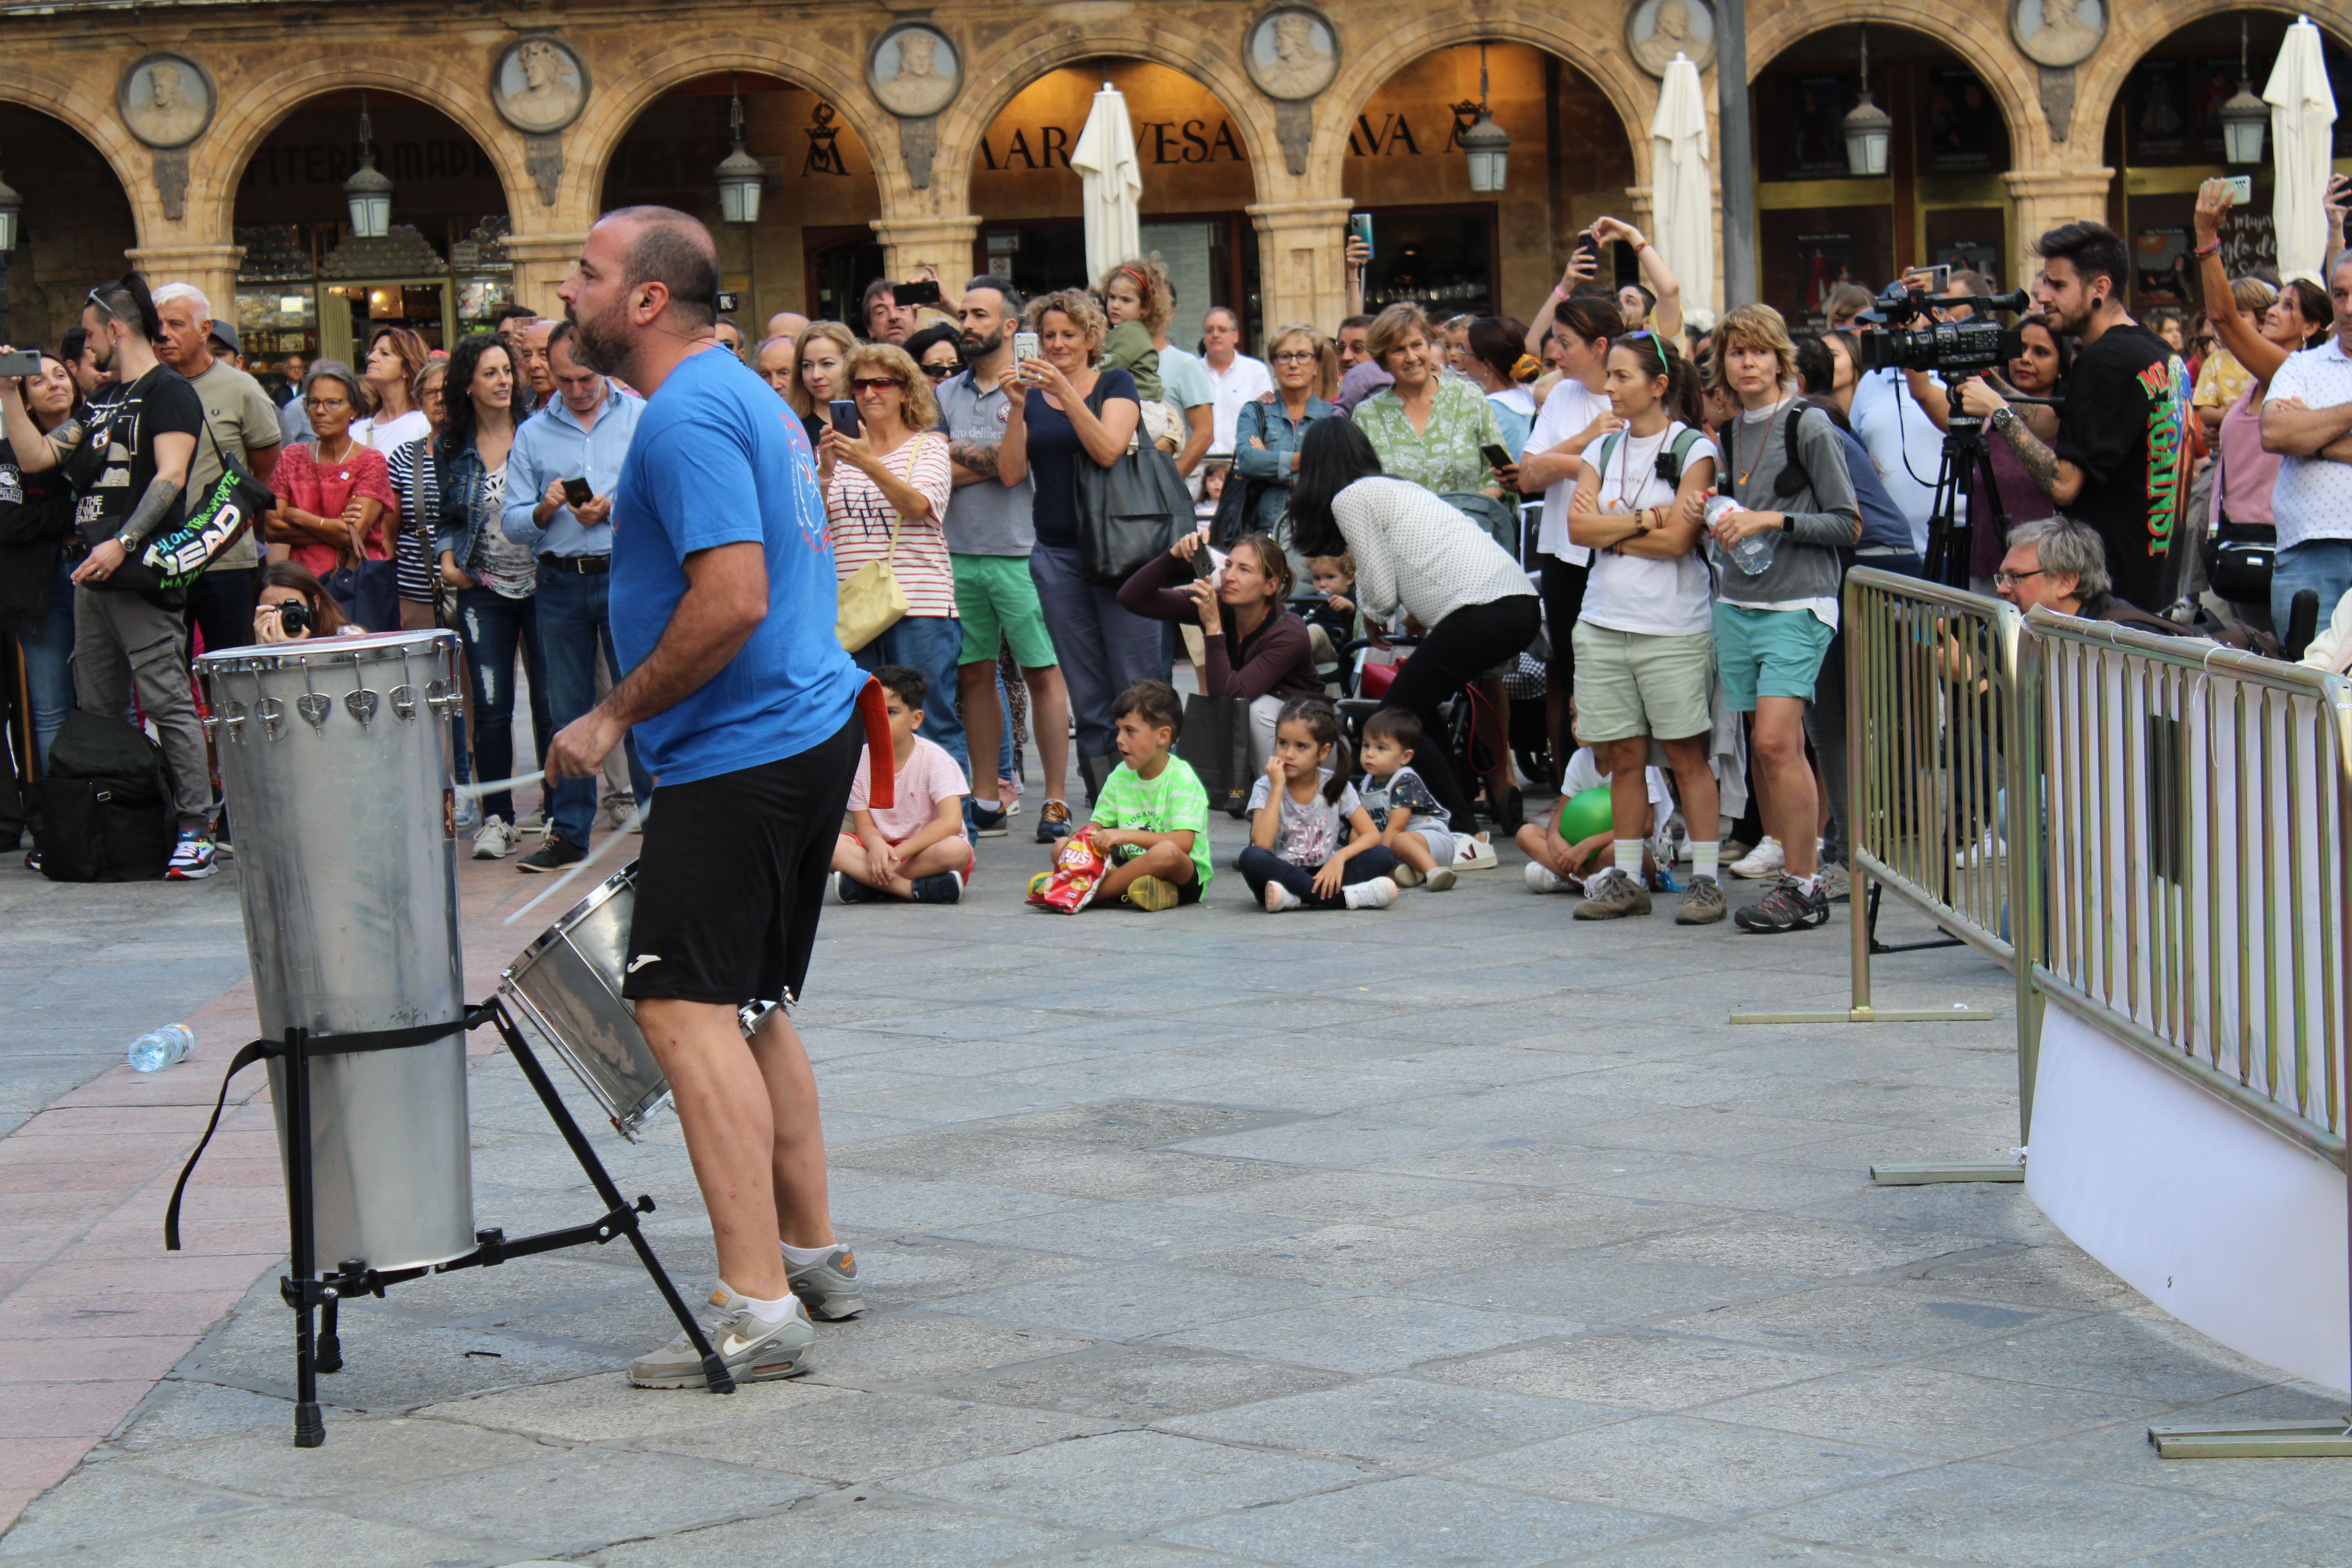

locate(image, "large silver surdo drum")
(196, 630), (475, 1273)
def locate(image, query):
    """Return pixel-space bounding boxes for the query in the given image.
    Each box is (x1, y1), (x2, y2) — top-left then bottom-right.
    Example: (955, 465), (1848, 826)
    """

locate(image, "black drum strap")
(162, 1007), (495, 1251)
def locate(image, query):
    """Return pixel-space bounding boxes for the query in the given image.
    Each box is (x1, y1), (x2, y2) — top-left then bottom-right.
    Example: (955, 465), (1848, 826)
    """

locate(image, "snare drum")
(501, 864), (674, 1140)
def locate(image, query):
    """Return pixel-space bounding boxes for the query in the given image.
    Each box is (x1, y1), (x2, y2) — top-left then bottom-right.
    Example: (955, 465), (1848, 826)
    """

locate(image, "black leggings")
(1238, 844), (1401, 909)
(1381, 593), (1543, 830)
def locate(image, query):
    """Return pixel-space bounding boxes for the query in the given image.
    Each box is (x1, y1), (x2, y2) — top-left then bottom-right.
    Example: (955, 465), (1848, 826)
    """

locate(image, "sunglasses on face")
(920, 363), (956, 379)
(850, 377), (904, 393)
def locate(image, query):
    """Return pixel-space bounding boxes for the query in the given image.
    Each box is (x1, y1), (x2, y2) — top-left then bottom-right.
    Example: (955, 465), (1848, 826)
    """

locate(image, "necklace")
(1731, 399), (1787, 490)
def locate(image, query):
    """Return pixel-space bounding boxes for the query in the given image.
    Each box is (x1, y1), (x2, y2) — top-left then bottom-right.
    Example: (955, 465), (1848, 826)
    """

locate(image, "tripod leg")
(284, 1029), (325, 1447)
(488, 1002), (736, 1394)
(316, 1290), (342, 1375)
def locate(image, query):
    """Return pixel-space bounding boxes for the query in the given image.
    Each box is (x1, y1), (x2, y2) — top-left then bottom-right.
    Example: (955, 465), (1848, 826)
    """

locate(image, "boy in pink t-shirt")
(831, 666), (973, 904)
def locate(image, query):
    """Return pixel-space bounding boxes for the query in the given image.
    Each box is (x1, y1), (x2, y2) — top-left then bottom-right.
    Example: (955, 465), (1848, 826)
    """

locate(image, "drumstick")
(501, 799), (644, 926)
(455, 769), (545, 801)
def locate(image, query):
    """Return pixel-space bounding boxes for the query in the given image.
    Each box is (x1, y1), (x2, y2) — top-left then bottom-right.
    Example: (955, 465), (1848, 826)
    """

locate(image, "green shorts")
(953, 553), (1060, 668)
(1713, 602), (1833, 711)
(1568, 621), (1713, 743)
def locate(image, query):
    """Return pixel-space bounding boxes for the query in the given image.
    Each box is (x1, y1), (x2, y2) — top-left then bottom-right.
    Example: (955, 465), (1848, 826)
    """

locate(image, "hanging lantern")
(1462, 44), (1512, 194)
(2221, 17), (2268, 165)
(716, 76), (764, 224)
(343, 93), (393, 238)
(1843, 25), (1893, 178)
(0, 167), (20, 252)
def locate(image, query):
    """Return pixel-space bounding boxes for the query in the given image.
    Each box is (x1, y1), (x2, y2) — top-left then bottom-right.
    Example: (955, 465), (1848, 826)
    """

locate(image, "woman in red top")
(266, 360), (396, 580)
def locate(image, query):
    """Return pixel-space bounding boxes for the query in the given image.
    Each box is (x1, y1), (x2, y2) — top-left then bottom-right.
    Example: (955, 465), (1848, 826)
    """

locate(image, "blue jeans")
(456, 586), (550, 826)
(852, 614), (968, 777)
(1028, 541), (1167, 764)
(18, 559), (76, 769)
(2272, 539), (2352, 647)
(536, 566), (653, 849)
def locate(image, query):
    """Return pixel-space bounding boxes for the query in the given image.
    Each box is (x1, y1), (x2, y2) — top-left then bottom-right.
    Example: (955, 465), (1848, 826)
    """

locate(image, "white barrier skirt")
(2028, 1004), (2350, 1394)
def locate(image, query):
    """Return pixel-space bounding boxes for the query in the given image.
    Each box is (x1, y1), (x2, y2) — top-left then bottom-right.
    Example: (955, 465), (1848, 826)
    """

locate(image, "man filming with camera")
(1956, 222), (2189, 613)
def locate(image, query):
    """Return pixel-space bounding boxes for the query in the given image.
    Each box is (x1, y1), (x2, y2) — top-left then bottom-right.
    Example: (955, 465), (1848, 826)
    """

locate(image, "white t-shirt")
(1579, 421), (1718, 638)
(1205, 354), (1275, 456)
(1561, 746), (1676, 831)
(354, 407), (431, 454)
(1527, 377), (1612, 563)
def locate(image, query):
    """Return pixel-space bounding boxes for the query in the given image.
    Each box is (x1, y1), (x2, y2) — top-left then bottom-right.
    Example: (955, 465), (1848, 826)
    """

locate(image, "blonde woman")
(1233, 323), (1340, 570)
(787, 320), (858, 446)
(821, 341), (965, 769)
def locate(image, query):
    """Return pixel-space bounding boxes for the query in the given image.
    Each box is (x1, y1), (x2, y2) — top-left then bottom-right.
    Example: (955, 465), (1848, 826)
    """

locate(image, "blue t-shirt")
(610, 347), (862, 786)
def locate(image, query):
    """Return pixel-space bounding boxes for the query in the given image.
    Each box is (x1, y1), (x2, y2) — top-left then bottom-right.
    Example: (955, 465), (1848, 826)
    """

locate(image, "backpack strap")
(1658, 423), (1704, 486)
(1773, 403), (1814, 499)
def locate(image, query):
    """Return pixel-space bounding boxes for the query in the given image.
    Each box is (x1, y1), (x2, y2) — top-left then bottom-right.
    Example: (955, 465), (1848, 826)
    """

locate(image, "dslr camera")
(273, 601), (314, 636)
(1855, 283), (2031, 375)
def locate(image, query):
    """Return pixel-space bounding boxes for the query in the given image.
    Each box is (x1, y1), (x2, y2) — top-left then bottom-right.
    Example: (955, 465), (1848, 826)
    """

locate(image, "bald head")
(560, 205), (724, 388)
(607, 205), (720, 330)
(766, 310), (810, 343)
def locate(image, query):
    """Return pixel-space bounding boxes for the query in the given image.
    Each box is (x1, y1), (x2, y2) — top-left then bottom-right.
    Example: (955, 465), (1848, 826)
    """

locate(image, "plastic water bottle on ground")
(128, 1024), (194, 1073)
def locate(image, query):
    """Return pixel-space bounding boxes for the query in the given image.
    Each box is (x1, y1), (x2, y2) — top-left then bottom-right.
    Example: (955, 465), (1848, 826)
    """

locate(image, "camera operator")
(252, 561), (357, 642)
(1843, 273), (1990, 555)
(1959, 222), (2188, 613)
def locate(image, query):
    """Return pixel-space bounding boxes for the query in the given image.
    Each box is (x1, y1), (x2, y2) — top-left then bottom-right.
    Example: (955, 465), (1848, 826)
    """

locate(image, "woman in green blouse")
(1352, 303), (1515, 499)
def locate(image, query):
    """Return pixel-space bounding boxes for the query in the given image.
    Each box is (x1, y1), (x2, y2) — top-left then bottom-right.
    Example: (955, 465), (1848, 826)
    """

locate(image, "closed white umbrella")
(1070, 82), (1142, 286)
(1650, 53), (1713, 316)
(2265, 15), (2338, 282)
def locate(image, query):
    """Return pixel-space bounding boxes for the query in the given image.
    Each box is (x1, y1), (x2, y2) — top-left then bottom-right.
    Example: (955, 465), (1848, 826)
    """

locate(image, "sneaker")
(1424, 865), (1457, 892)
(1525, 861), (1572, 895)
(784, 1246), (865, 1321)
(1263, 880), (1303, 912)
(832, 871), (882, 904)
(1675, 875), (1727, 924)
(969, 800), (1009, 838)
(1342, 876), (1400, 910)
(1572, 868), (1652, 919)
(452, 795), (482, 835)
(519, 805), (548, 834)
(517, 837), (587, 875)
(1454, 834), (1499, 871)
(1734, 874), (1833, 933)
(1815, 862), (1853, 904)
(472, 815), (517, 860)
(599, 793), (637, 833)
(1728, 836), (1786, 878)
(1123, 874), (1181, 911)
(1392, 862), (1424, 887)
(1036, 799), (1073, 844)
(1954, 830), (2005, 868)
(24, 849), (41, 874)
(166, 831), (220, 880)
(628, 1284), (818, 1389)
(911, 870), (964, 904)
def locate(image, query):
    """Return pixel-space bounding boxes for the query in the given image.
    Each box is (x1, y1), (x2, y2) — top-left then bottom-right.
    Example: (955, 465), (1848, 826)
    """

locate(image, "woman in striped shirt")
(821, 341), (964, 772)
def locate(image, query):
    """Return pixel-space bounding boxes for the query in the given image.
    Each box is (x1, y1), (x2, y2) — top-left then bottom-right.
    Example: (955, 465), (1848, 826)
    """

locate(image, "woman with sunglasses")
(903, 322), (963, 388)
(822, 341), (965, 772)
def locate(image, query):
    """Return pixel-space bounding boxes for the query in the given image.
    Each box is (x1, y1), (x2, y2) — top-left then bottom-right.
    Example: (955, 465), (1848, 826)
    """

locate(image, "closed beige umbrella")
(2265, 15), (2338, 282)
(1651, 53), (1714, 315)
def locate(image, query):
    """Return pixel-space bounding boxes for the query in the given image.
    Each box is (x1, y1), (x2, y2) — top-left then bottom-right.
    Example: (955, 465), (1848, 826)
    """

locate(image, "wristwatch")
(114, 531), (138, 553)
(1989, 406), (2018, 434)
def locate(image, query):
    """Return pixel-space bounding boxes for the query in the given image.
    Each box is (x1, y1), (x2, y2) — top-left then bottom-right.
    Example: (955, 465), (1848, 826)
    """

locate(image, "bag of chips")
(1025, 827), (1110, 914)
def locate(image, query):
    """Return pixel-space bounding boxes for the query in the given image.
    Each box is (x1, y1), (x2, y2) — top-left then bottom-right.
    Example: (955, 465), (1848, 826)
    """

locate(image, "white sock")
(1818, 836), (1834, 863)
(1613, 839), (1642, 879)
(780, 1241), (837, 1266)
(717, 1281), (799, 1323)
(1265, 881), (1301, 911)
(1690, 841), (1720, 882)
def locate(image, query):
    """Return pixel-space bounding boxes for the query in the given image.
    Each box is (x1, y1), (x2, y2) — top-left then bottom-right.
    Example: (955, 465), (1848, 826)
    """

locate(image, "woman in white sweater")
(1288, 419), (1540, 831)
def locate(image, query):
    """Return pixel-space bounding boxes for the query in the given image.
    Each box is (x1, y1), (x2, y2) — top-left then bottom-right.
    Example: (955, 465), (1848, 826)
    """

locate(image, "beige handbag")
(834, 445), (916, 652)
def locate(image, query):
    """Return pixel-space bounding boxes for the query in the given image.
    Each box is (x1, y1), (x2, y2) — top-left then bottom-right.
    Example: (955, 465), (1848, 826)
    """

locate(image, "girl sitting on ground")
(1239, 697), (1401, 912)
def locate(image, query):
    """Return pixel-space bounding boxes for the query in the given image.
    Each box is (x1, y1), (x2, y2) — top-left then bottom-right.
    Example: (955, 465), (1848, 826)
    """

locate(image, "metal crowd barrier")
(1736, 571), (2015, 1180)
(2013, 610), (2352, 1458)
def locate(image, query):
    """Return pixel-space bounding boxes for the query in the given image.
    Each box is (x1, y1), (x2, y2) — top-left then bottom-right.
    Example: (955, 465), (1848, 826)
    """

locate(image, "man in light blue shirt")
(1847, 366), (1941, 555)
(502, 320), (651, 865)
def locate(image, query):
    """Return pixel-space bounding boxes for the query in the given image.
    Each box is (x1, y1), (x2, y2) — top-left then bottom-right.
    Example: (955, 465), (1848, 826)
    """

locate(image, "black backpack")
(36, 710), (175, 882)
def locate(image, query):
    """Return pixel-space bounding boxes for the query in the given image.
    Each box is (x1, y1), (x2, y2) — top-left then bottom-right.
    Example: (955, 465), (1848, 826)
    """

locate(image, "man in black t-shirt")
(1960, 221), (2190, 613)
(0, 271), (218, 877)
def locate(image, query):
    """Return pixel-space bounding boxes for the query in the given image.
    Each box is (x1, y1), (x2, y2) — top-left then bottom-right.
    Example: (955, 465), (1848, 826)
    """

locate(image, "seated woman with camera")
(252, 561), (361, 643)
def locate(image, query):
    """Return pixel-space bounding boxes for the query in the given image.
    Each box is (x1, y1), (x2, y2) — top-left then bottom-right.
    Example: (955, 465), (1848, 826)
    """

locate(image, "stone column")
(127, 243), (245, 323)
(2004, 169), (2115, 289)
(504, 233), (591, 316)
(870, 215), (983, 284)
(1248, 198), (1354, 338)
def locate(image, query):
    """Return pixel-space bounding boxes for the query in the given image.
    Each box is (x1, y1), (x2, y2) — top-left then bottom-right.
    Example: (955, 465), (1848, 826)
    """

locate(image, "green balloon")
(1560, 784), (1616, 842)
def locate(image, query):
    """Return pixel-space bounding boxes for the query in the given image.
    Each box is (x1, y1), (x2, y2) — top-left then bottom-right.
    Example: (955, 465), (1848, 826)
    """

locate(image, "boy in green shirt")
(1033, 681), (1211, 911)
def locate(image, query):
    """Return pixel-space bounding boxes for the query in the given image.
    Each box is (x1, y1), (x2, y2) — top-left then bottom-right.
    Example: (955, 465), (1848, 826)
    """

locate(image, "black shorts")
(622, 712), (863, 1007)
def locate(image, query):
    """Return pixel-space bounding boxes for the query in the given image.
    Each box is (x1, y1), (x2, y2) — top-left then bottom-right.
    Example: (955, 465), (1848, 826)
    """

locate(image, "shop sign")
(978, 118), (1247, 171)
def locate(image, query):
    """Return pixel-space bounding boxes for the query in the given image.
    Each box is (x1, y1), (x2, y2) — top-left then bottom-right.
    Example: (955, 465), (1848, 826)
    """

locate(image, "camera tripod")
(1920, 376), (2006, 590)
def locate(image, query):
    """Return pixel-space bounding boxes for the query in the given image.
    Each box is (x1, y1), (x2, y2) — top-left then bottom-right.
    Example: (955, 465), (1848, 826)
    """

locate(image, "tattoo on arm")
(1998, 418), (2060, 494)
(949, 440), (1000, 478)
(45, 419), (84, 467)
(117, 474), (184, 546)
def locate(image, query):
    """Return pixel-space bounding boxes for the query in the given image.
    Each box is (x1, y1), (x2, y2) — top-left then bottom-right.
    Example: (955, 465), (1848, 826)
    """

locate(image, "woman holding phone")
(996, 288), (1152, 819)
(787, 321), (857, 448)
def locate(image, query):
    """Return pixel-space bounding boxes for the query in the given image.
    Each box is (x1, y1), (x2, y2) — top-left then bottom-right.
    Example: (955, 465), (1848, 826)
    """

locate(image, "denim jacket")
(433, 441), (499, 564)
(1231, 395), (1338, 530)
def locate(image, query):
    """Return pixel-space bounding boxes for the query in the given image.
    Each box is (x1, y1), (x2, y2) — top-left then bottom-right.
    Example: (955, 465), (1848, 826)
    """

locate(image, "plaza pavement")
(2, 804), (2348, 1567)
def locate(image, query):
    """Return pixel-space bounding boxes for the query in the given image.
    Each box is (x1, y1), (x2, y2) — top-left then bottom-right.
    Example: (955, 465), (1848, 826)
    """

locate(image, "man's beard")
(565, 300), (629, 378)
(959, 323), (1005, 358)
(2049, 299), (2093, 337)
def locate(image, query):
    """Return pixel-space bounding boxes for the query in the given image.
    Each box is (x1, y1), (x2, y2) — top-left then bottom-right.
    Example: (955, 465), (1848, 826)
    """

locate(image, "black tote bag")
(1073, 381), (1192, 587)
(1177, 693), (1255, 818)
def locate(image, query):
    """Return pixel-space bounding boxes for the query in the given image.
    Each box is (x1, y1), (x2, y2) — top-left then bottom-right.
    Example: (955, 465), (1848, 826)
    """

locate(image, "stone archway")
(1744, 0), (2043, 167)
(0, 100), (141, 348)
(0, 62), (159, 237)
(2072, 0), (2352, 163)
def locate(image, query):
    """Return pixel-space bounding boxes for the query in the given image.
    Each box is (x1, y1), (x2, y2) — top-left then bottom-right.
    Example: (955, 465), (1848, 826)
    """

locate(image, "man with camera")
(1958, 222), (2188, 613)
(1847, 270), (1994, 555)
(500, 320), (649, 871)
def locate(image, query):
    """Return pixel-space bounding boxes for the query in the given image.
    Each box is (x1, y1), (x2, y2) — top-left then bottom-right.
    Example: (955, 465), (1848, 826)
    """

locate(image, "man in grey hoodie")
(1699, 304), (1862, 933)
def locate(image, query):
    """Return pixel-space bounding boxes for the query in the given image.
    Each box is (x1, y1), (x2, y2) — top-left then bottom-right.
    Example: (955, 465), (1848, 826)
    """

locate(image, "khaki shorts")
(1569, 621), (1713, 744)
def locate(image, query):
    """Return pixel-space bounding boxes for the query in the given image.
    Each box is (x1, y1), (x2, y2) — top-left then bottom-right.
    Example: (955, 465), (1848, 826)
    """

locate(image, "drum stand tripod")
(166, 997), (736, 1447)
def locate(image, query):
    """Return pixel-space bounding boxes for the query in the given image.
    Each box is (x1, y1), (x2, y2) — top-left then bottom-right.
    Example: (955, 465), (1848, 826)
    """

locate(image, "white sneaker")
(599, 793), (637, 833)
(1424, 865), (1457, 891)
(1263, 881), (1302, 913)
(1525, 860), (1571, 894)
(1453, 834), (1499, 871)
(1954, 830), (2006, 868)
(1728, 835), (1785, 878)
(1343, 876), (1401, 910)
(472, 815), (517, 860)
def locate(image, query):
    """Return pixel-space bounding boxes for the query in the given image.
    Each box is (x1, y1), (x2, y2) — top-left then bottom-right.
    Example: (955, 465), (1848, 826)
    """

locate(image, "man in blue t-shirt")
(545, 206), (866, 1392)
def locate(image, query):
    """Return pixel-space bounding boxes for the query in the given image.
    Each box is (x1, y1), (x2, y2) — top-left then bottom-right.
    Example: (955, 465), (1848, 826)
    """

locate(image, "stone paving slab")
(4, 807), (2350, 1564)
